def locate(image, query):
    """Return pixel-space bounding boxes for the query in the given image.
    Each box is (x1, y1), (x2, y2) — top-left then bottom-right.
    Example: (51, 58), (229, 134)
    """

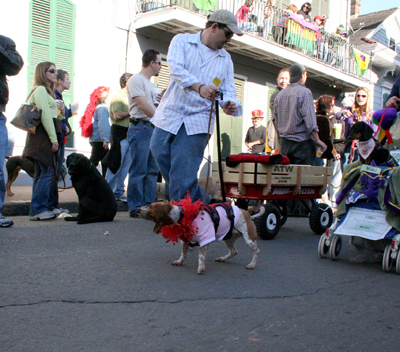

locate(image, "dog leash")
(202, 91), (217, 203)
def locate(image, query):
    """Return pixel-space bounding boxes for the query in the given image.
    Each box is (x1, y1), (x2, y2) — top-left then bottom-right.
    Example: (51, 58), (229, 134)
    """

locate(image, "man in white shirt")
(126, 50), (161, 217)
(150, 9), (243, 203)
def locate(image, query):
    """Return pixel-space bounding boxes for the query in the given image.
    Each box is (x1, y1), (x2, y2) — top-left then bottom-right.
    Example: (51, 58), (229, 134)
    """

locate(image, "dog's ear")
(361, 123), (374, 141)
(66, 154), (73, 168)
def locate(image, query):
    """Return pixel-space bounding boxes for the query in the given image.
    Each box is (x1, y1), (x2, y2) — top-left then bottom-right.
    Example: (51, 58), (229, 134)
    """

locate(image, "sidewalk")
(2, 185), (129, 216)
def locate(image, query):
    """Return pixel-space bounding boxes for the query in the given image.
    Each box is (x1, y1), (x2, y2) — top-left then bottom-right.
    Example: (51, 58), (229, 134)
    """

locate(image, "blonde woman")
(23, 62), (65, 220)
(336, 87), (376, 167)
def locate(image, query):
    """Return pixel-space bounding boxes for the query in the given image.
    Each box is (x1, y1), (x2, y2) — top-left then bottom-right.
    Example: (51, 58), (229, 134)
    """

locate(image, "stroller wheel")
(318, 232), (330, 258)
(396, 251), (400, 275)
(382, 245), (394, 272)
(329, 235), (342, 260)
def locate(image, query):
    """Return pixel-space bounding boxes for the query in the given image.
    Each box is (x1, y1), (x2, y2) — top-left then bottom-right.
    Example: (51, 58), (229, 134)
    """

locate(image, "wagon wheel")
(309, 203), (333, 235)
(253, 203), (282, 240)
(272, 200), (288, 227)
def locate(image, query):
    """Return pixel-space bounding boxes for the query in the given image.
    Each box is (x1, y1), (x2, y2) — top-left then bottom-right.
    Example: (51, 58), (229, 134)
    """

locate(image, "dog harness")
(190, 203), (240, 247)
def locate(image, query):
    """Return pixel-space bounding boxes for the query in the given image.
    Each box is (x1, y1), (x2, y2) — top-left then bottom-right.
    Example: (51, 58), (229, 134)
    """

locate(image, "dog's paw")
(172, 260), (183, 266)
(197, 267), (205, 275)
(215, 257), (226, 262)
(246, 264), (256, 270)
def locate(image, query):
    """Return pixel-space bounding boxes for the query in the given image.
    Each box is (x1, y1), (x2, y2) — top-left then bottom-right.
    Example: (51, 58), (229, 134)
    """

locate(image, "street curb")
(2, 201), (129, 217)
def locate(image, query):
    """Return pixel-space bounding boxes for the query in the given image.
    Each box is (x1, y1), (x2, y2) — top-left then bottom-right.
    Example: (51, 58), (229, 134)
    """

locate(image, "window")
(389, 37), (396, 52)
(29, 0), (76, 146)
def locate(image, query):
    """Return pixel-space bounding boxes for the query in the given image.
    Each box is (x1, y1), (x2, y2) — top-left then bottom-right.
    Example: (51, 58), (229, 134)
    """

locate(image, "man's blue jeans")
(30, 160), (56, 216)
(150, 124), (210, 203)
(106, 138), (130, 197)
(0, 113), (8, 216)
(127, 123), (158, 212)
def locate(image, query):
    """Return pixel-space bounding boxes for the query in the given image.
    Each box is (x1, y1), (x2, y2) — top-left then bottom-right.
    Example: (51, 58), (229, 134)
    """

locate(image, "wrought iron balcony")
(136, 0), (372, 81)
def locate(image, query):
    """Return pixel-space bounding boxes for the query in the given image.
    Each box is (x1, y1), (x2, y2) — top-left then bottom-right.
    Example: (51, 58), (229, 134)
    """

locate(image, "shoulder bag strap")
(25, 86), (38, 103)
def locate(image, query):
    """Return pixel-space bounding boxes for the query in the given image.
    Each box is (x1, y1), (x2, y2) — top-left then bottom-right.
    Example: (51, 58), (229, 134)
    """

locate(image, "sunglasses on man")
(221, 27), (234, 39)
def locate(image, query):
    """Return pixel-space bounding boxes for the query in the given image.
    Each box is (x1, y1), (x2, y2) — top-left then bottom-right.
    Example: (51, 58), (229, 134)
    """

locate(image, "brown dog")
(140, 200), (260, 274)
(6, 156), (35, 196)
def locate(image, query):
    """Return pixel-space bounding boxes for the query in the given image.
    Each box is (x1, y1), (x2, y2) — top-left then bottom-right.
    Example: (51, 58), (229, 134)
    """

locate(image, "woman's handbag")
(11, 87), (41, 134)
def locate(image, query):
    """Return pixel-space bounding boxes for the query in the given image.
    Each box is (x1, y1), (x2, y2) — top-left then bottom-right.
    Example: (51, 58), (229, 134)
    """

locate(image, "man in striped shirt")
(150, 9), (243, 203)
(274, 64), (326, 165)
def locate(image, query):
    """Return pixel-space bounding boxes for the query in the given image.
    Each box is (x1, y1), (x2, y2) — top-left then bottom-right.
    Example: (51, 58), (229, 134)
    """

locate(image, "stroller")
(318, 162), (400, 273)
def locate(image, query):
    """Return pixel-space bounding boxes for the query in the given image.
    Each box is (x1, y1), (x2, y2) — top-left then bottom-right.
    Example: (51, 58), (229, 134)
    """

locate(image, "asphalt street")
(1, 214), (399, 352)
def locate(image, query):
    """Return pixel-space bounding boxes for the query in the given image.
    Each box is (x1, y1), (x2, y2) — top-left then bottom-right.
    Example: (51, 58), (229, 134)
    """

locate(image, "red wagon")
(212, 160), (334, 240)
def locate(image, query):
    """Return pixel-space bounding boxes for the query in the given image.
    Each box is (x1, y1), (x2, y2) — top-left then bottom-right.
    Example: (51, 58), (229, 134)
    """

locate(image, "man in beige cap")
(150, 10), (243, 203)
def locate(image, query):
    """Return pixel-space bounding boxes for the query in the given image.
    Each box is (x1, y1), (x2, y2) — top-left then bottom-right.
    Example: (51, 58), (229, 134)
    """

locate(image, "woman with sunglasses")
(297, 2), (312, 22)
(23, 62), (65, 220)
(336, 87), (377, 167)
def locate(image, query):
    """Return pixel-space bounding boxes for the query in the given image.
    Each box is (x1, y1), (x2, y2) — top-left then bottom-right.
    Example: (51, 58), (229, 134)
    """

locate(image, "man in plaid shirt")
(274, 64), (326, 165)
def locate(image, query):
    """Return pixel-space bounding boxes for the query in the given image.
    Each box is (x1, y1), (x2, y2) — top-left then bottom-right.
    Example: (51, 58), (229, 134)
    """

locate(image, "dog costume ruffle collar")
(160, 194), (204, 245)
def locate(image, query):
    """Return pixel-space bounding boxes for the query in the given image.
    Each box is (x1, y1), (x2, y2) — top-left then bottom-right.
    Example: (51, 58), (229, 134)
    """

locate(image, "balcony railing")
(136, 0), (371, 81)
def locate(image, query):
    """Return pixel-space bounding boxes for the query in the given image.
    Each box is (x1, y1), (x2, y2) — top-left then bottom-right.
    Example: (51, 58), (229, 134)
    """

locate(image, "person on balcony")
(245, 110), (267, 154)
(314, 15), (328, 61)
(272, 4), (298, 45)
(274, 64), (326, 165)
(328, 25), (348, 68)
(235, 0), (257, 33)
(297, 2), (312, 22)
(263, 0), (276, 40)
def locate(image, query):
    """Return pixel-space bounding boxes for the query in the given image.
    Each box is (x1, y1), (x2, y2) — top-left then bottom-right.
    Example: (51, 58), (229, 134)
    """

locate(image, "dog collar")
(358, 138), (375, 160)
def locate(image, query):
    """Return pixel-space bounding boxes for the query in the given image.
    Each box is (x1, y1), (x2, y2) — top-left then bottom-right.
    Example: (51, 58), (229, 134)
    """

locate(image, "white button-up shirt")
(151, 32), (242, 136)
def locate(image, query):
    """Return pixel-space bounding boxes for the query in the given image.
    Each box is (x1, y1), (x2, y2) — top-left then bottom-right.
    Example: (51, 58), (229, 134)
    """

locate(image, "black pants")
(280, 138), (316, 165)
(90, 142), (108, 177)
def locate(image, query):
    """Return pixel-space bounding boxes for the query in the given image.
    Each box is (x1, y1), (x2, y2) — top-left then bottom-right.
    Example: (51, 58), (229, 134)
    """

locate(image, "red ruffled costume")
(160, 194), (205, 245)
(80, 86), (109, 138)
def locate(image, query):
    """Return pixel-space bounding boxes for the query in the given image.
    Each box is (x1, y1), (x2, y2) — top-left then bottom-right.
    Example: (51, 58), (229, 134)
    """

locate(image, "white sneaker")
(29, 210), (56, 221)
(116, 195), (128, 203)
(53, 208), (70, 216)
(0, 215), (14, 227)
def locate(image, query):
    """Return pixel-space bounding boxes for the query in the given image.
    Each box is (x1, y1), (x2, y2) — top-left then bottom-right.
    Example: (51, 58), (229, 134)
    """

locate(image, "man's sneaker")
(0, 215), (14, 227)
(129, 209), (141, 218)
(116, 195), (128, 203)
(29, 210), (56, 221)
(53, 208), (70, 216)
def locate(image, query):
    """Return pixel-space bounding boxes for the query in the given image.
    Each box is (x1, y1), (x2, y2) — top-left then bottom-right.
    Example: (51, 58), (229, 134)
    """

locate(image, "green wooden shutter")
(29, 0), (75, 146)
(29, 0), (52, 91)
(320, 0), (329, 16)
(54, 0), (75, 106)
(154, 59), (170, 91)
(29, 0), (75, 95)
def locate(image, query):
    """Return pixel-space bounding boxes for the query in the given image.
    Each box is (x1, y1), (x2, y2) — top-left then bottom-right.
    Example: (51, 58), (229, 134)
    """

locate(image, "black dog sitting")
(65, 153), (117, 224)
(349, 122), (390, 165)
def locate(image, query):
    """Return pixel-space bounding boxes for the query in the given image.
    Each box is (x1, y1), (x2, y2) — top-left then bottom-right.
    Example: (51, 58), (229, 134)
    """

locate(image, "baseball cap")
(289, 63), (306, 83)
(314, 15), (323, 21)
(208, 9), (244, 36)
